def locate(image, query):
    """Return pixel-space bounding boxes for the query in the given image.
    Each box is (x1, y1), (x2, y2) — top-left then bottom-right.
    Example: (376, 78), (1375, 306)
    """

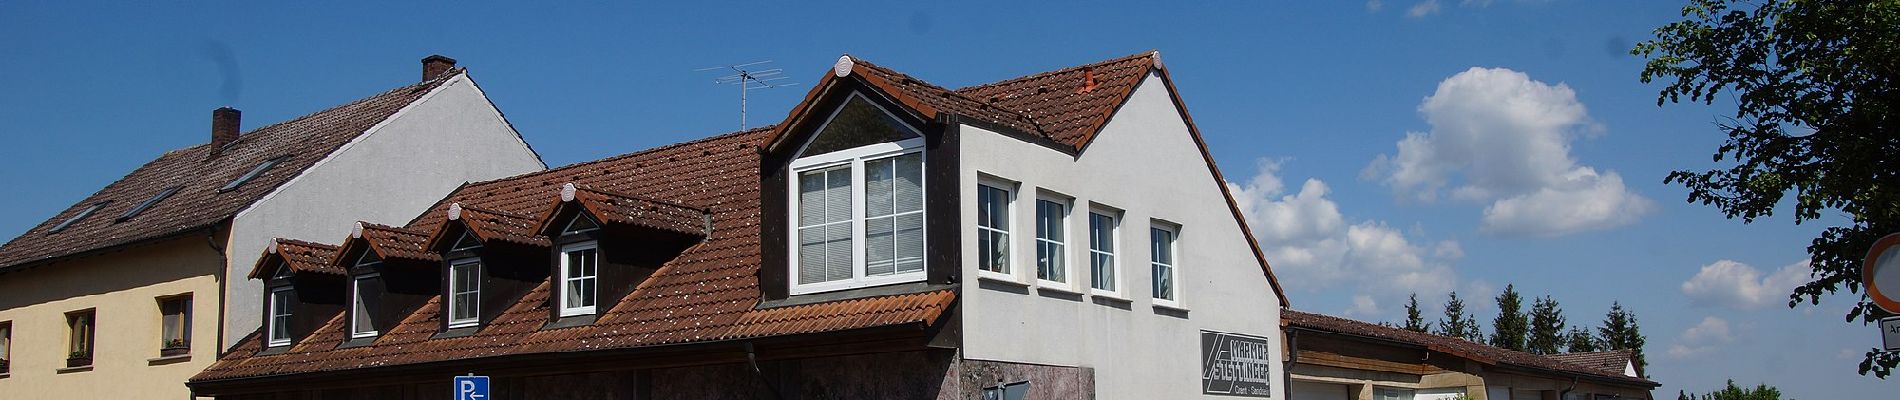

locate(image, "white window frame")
(559, 241), (600, 317)
(267, 287), (293, 347)
(974, 179), (1016, 282)
(786, 92), (928, 295)
(350, 273), (379, 339)
(447, 259), (481, 328)
(1150, 222), (1182, 308)
(1033, 194), (1073, 290)
(1088, 207), (1123, 298)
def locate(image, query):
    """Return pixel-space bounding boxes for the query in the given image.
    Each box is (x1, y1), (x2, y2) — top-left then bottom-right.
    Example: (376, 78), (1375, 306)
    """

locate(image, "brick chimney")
(421, 55), (457, 81)
(211, 107), (241, 149)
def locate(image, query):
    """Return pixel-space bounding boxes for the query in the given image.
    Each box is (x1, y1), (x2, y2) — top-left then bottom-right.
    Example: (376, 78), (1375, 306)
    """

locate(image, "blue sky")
(0, 1), (1882, 397)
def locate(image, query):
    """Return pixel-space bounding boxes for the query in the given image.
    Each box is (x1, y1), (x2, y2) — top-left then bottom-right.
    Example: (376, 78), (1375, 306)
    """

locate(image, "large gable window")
(788, 93), (926, 295)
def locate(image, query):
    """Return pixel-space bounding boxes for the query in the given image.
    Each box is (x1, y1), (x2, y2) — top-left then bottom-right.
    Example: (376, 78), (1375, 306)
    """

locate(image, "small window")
(451, 231), (483, 252)
(159, 295), (191, 355)
(448, 260), (481, 328)
(219, 155), (289, 192)
(67, 309), (95, 365)
(976, 184), (1012, 276)
(350, 274), (379, 338)
(1151, 225), (1178, 305)
(47, 201), (109, 234)
(117, 186), (182, 222)
(267, 287), (293, 347)
(1088, 211), (1119, 294)
(1, 320), (12, 374)
(563, 214), (601, 235)
(1034, 198), (1068, 285)
(559, 242), (599, 317)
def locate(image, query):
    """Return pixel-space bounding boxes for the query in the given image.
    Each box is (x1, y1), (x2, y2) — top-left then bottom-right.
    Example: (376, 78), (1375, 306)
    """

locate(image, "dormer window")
(350, 273), (379, 338)
(787, 93), (926, 295)
(558, 242), (599, 316)
(349, 252), (382, 339)
(267, 286), (292, 347)
(448, 259), (481, 327)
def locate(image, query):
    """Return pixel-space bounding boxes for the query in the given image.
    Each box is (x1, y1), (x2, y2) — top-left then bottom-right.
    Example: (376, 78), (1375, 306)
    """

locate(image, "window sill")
(147, 354), (192, 365)
(56, 365), (92, 374)
(1090, 292), (1131, 303)
(1035, 284), (1086, 297)
(1152, 302), (1191, 318)
(0, 372), (10, 379)
(977, 274), (1029, 288)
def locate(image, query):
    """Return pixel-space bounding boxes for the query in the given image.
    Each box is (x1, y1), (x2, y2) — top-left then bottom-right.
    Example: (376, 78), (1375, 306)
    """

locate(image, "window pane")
(865, 216), (895, 276)
(797, 226), (827, 284)
(803, 95), (921, 156)
(826, 169), (851, 223)
(353, 278), (375, 335)
(1090, 213), (1117, 291)
(866, 158), (895, 217)
(824, 223), (852, 281)
(893, 213), (924, 274)
(1036, 200), (1066, 282)
(894, 153), (923, 213)
(1151, 228), (1175, 301)
(798, 172), (827, 226)
(977, 185), (1010, 274)
(566, 278), (585, 309)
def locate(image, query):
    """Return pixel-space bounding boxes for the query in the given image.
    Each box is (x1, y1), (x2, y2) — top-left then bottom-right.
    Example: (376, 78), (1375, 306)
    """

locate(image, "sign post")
(454, 374), (489, 400)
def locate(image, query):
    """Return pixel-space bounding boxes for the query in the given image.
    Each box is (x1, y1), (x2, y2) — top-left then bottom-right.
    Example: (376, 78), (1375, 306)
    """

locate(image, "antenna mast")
(696, 61), (795, 130)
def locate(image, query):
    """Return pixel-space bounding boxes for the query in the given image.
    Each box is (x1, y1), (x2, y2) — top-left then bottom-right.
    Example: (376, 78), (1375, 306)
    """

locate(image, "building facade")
(188, 51), (1289, 400)
(1282, 310), (1658, 400)
(0, 55), (544, 399)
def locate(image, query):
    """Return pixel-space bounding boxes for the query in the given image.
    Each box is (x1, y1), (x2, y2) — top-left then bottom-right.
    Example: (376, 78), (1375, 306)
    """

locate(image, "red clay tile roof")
(195, 127), (958, 382)
(0, 70), (463, 273)
(1546, 350), (1637, 377)
(434, 202), (550, 248)
(1283, 310), (1656, 386)
(349, 222), (440, 262)
(246, 239), (343, 279)
(553, 184), (709, 237)
(954, 51), (1158, 150)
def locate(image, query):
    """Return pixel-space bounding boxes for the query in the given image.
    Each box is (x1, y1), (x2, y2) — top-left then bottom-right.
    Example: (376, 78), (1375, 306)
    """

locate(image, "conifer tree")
(1489, 284), (1529, 351)
(1566, 326), (1600, 352)
(1527, 295), (1567, 355)
(1598, 302), (1649, 376)
(1436, 292), (1482, 341)
(1402, 293), (1429, 333)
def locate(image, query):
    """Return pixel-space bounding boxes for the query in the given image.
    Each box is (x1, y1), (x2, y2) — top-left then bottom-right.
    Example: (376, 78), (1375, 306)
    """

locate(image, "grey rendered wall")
(220, 73), (544, 345)
(958, 71), (1286, 399)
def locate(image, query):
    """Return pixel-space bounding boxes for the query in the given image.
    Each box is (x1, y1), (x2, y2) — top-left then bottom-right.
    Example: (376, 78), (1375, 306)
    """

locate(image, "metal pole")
(740, 71), (750, 130)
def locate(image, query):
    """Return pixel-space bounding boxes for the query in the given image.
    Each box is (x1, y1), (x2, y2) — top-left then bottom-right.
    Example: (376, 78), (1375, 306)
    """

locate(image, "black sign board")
(1201, 330), (1274, 397)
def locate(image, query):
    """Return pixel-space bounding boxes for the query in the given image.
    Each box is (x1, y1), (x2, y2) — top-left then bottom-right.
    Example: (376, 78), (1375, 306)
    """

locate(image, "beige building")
(1282, 310), (1657, 400)
(0, 55), (543, 399)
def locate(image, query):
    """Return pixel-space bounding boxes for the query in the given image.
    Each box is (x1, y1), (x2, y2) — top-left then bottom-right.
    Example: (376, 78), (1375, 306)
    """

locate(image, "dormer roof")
(247, 239), (343, 280)
(337, 222), (439, 264)
(430, 202), (549, 248)
(537, 183), (709, 238)
(0, 69), (466, 274)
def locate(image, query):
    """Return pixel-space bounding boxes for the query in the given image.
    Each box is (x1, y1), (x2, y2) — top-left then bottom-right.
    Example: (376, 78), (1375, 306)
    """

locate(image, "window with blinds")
(788, 92), (927, 295)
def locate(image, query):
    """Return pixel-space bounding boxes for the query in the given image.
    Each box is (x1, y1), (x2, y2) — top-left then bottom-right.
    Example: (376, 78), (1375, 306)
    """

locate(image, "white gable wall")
(220, 73), (544, 344)
(959, 71), (1284, 399)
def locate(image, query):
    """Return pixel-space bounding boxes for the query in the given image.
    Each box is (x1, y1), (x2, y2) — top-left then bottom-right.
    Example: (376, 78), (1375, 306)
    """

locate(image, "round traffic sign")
(1866, 233), (1900, 313)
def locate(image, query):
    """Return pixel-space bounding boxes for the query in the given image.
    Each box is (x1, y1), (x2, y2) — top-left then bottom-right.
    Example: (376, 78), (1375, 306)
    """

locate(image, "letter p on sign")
(454, 375), (489, 400)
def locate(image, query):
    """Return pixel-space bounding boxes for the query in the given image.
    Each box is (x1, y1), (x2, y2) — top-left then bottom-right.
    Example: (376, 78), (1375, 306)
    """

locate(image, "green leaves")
(1639, 0), (1900, 378)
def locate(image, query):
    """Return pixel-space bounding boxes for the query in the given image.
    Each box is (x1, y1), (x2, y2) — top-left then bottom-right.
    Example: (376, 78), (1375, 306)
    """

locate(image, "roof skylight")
(117, 186), (182, 222)
(220, 156), (290, 192)
(47, 201), (110, 234)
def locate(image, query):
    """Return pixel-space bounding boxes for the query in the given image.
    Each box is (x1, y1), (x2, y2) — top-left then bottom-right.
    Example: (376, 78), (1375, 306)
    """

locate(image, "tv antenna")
(696, 61), (796, 130)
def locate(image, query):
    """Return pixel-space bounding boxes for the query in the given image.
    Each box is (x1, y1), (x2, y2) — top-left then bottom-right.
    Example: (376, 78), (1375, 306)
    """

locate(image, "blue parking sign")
(453, 375), (489, 400)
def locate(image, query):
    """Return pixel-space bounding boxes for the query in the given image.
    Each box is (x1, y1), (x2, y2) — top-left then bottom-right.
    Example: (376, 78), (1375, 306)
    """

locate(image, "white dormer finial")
(351, 222), (365, 239)
(267, 241), (280, 254)
(1150, 50), (1163, 69)
(833, 55), (854, 78)
(560, 183), (578, 202)
(447, 203), (463, 221)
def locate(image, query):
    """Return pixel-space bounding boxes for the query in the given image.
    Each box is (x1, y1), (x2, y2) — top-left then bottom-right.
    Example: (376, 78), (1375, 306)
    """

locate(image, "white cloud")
(1229, 158), (1459, 316)
(1407, 0), (1442, 17)
(1367, 0), (1385, 12)
(1366, 67), (1653, 237)
(1681, 260), (1810, 310)
(1667, 316), (1735, 359)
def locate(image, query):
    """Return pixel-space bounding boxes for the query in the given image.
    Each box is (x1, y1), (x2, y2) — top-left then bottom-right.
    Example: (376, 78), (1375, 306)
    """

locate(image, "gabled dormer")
(330, 222), (440, 344)
(425, 203), (550, 333)
(758, 56), (962, 300)
(532, 183), (708, 326)
(247, 239), (346, 350)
